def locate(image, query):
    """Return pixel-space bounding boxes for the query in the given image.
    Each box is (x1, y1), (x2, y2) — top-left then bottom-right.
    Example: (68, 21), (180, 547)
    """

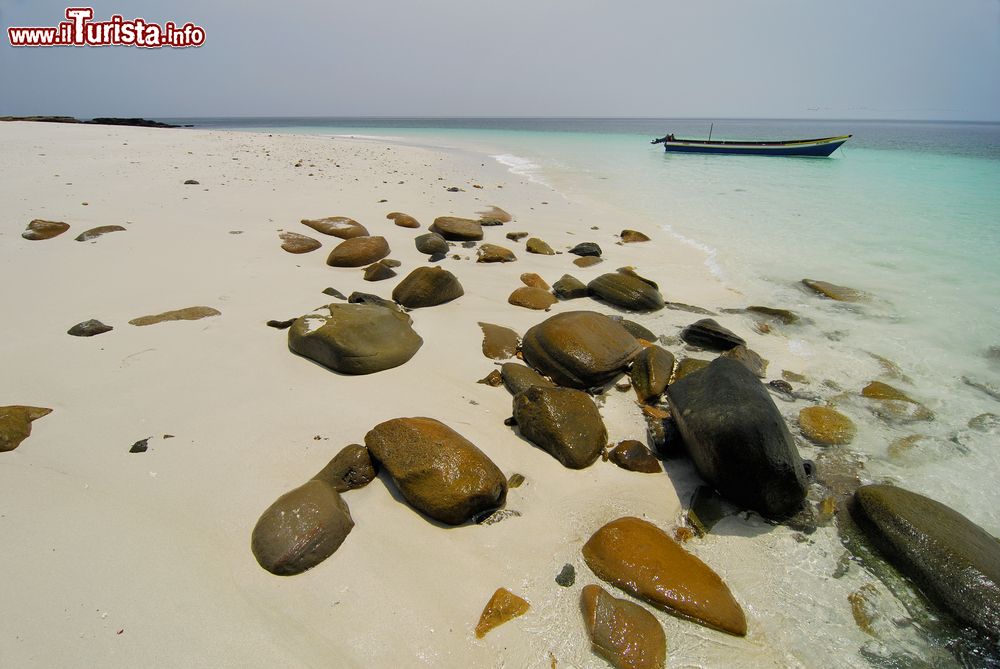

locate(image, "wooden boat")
(651, 133), (851, 157)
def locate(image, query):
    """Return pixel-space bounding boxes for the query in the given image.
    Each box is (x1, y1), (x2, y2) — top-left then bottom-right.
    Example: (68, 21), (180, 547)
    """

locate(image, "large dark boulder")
(679, 319), (745, 351)
(587, 273), (665, 312)
(666, 357), (808, 518)
(392, 266), (464, 308)
(512, 386), (607, 469)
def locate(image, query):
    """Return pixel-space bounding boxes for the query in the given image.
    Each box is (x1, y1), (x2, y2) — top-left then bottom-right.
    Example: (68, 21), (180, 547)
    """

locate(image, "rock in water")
(414, 232), (449, 255)
(67, 319), (113, 337)
(801, 278), (867, 302)
(570, 242), (602, 257)
(392, 266), (464, 308)
(666, 357), (808, 519)
(552, 274), (589, 300)
(75, 225), (126, 242)
(22, 219), (69, 240)
(251, 479), (354, 576)
(525, 237), (555, 255)
(479, 322), (520, 360)
(475, 588), (530, 638)
(582, 516), (747, 636)
(799, 406), (856, 445)
(521, 311), (641, 389)
(429, 216), (483, 241)
(129, 306), (220, 326)
(476, 243), (517, 263)
(0, 406), (53, 452)
(619, 229), (651, 243)
(581, 584), (667, 669)
(312, 444), (378, 493)
(386, 212), (420, 228)
(680, 318), (746, 351)
(279, 231), (322, 254)
(512, 386), (607, 469)
(364, 417), (507, 525)
(301, 216), (369, 239)
(850, 484), (1000, 637)
(500, 363), (556, 396)
(508, 287), (557, 310)
(630, 345), (675, 404)
(326, 236), (390, 267)
(587, 273), (665, 312)
(287, 303), (422, 374)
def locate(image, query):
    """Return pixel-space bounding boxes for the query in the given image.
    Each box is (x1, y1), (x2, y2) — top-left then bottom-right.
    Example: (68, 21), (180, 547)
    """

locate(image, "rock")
(479, 322), (520, 360)
(251, 479), (354, 575)
(129, 438), (149, 453)
(129, 306), (220, 326)
(279, 231), (322, 254)
(67, 319), (113, 337)
(381, 258), (401, 268)
(326, 236), (390, 267)
(287, 303), (422, 374)
(520, 273), (550, 290)
(745, 305), (800, 324)
(574, 256), (603, 268)
(363, 262), (396, 281)
(862, 381), (914, 402)
(556, 563), (576, 587)
(850, 484), (1000, 637)
(507, 473), (525, 488)
(588, 273), (665, 312)
(616, 267), (659, 289)
(619, 229), (651, 243)
(322, 287), (347, 300)
(347, 292), (397, 310)
(506, 232), (529, 242)
(386, 212), (420, 228)
(863, 381), (934, 422)
(666, 357), (809, 519)
(477, 243), (517, 263)
(630, 346), (675, 404)
(365, 417), (507, 525)
(525, 237), (555, 255)
(799, 406), (857, 445)
(570, 242), (602, 257)
(968, 413), (1000, 431)
(414, 232), (450, 255)
(801, 278), (867, 302)
(312, 444), (378, 493)
(608, 440), (662, 473)
(301, 216), (369, 239)
(673, 357), (710, 381)
(475, 588), (530, 638)
(582, 584), (667, 669)
(429, 216), (483, 241)
(477, 370), (503, 386)
(22, 219), (69, 240)
(721, 345), (768, 378)
(582, 516), (747, 636)
(521, 311), (641, 389)
(782, 370), (808, 383)
(680, 319), (745, 351)
(614, 318), (656, 342)
(75, 225), (126, 242)
(183, 179), (199, 185)
(476, 205), (513, 224)
(508, 287), (557, 310)
(500, 362), (556, 396)
(665, 301), (715, 315)
(392, 266), (464, 308)
(266, 318), (296, 330)
(686, 486), (740, 535)
(552, 274), (589, 300)
(512, 385), (607, 469)
(0, 406), (53, 452)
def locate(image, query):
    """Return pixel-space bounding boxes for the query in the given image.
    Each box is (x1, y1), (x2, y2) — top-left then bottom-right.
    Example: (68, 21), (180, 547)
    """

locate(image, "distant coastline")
(0, 115), (184, 128)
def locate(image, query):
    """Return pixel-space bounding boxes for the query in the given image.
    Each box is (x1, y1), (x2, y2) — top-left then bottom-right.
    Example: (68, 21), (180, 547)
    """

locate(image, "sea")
(166, 117), (1000, 667)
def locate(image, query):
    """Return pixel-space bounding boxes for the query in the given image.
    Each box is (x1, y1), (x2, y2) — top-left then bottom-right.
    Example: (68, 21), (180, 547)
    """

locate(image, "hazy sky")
(1, 0), (998, 120)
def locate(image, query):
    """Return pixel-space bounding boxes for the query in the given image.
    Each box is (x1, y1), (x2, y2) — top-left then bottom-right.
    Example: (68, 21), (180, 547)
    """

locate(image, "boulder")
(479, 322), (520, 360)
(512, 385), (607, 469)
(363, 262), (396, 281)
(619, 229), (651, 244)
(630, 345), (675, 404)
(279, 231), (321, 254)
(799, 406), (856, 445)
(75, 225), (126, 242)
(570, 242), (602, 257)
(680, 318), (745, 351)
(476, 243), (517, 263)
(129, 306), (220, 326)
(666, 357), (808, 519)
(500, 362), (556, 396)
(429, 216), (483, 241)
(287, 303), (422, 374)
(67, 319), (113, 337)
(608, 440), (662, 473)
(581, 584), (666, 669)
(415, 232), (449, 255)
(508, 287), (557, 310)
(386, 212), (420, 228)
(521, 311), (641, 388)
(326, 236), (390, 267)
(552, 274), (589, 300)
(312, 444), (378, 493)
(392, 266), (464, 308)
(0, 406), (53, 452)
(582, 516), (747, 636)
(851, 484), (1000, 636)
(22, 219), (69, 240)
(251, 479), (354, 575)
(301, 216), (369, 239)
(525, 237), (555, 255)
(520, 273), (550, 290)
(475, 588), (530, 638)
(588, 273), (664, 312)
(801, 278), (866, 302)
(364, 417), (507, 525)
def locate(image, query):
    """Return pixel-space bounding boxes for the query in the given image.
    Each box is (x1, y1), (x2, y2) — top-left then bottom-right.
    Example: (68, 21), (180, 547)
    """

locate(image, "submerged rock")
(312, 444), (378, 493)
(525, 237), (555, 255)
(414, 232), (449, 255)
(392, 266), (464, 308)
(326, 235), (390, 267)
(513, 385), (607, 469)
(67, 319), (113, 337)
(22, 219), (69, 240)
(508, 286), (556, 310)
(801, 278), (867, 302)
(479, 322), (520, 360)
(680, 318), (746, 351)
(279, 231), (322, 254)
(129, 306), (220, 326)
(475, 588), (530, 638)
(500, 362), (556, 396)
(429, 216), (483, 241)
(630, 345), (675, 404)
(386, 212), (420, 228)
(552, 274), (588, 300)
(588, 273), (665, 312)
(745, 305), (800, 325)
(582, 584), (666, 669)
(0, 406), (53, 452)
(799, 406), (857, 445)
(75, 225), (126, 242)
(301, 216), (369, 239)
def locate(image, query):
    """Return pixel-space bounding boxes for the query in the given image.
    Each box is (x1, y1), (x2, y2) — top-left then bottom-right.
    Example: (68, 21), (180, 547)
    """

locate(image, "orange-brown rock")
(862, 381), (914, 402)
(581, 584), (666, 669)
(129, 306), (220, 326)
(801, 278), (867, 302)
(629, 345), (675, 404)
(620, 229), (651, 243)
(279, 231), (322, 254)
(479, 322), (520, 360)
(476, 243), (517, 263)
(429, 216), (483, 241)
(582, 516), (747, 636)
(574, 256), (603, 268)
(0, 406), (53, 452)
(862, 381), (934, 421)
(799, 406), (856, 445)
(525, 237), (555, 255)
(326, 236), (390, 267)
(508, 286), (557, 310)
(301, 216), (369, 239)
(386, 212), (420, 228)
(22, 219), (69, 240)
(477, 205), (513, 223)
(520, 273), (550, 290)
(475, 587), (530, 638)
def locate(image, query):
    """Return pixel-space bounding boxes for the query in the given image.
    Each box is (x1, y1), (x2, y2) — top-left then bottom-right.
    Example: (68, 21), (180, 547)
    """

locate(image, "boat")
(651, 133), (851, 157)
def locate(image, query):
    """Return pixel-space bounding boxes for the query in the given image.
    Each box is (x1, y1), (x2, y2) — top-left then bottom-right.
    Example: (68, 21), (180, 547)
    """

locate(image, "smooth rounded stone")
(673, 357), (710, 381)
(506, 231), (529, 242)
(616, 267), (659, 289)
(363, 262), (396, 282)
(521, 311), (641, 389)
(619, 229), (651, 244)
(746, 305), (799, 324)
(666, 357), (809, 519)
(608, 440), (662, 473)
(850, 484), (1000, 636)
(301, 216), (369, 239)
(288, 303), (422, 374)
(414, 232), (449, 255)
(347, 292), (397, 310)
(861, 381), (914, 402)
(67, 319), (113, 337)
(582, 516), (747, 636)
(429, 216), (483, 241)
(721, 345), (768, 378)
(75, 225), (126, 242)
(582, 584), (666, 669)
(0, 406), (53, 452)
(477, 243), (517, 263)
(525, 237), (555, 255)
(512, 385), (607, 469)
(570, 242), (603, 257)
(801, 278), (867, 302)
(520, 272), (550, 290)
(680, 318), (746, 351)
(613, 318), (656, 342)
(250, 479), (354, 576)
(392, 266), (464, 308)
(556, 563), (576, 587)
(574, 256), (603, 268)
(799, 406), (856, 445)
(279, 231), (322, 254)
(968, 413), (1000, 431)
(862, 381), (934, 422)
(477, 205), (513, 224)
(500, 362), (556, 396)
(508, 286), (557, 310)
(551, 274), (588, 300)
(479, 322), (520, 360)
(364, 417), (507, 525)
(630, 345), (676, 404)
(312, 444), (378, 493)
(587, 273), (665, 312)
(129, 306), (220, 326)
(22, 219), (69, 240)
(326, 235), (390, 267)
(386, 211), (420, 228)
(475, 587), (530, 638)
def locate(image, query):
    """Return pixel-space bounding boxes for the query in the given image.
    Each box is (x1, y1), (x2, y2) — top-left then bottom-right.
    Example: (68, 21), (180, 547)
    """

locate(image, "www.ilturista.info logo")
(7, 7), (205, 48)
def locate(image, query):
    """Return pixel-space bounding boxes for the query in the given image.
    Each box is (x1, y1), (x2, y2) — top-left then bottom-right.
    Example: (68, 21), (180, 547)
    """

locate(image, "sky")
(1, 0), (999, 121)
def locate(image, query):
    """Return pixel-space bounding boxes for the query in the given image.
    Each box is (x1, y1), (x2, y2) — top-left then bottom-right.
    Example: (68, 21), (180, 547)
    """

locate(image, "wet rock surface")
(279, 231), (322, 254)
(680, 318), (746, 351)
(582, 583), (667, 669)
(479, 322), (520, 360)
(519, 273), (550, 290)
(75, 225), (126, 242)
(67, 319), (113, 337)
(301, 216), (369, 239)
(312, 444), (379, 493)
(476, 243), (517, 263)
(574, 256), (603, 268)
(799, 406), (856, 445)
(525, 237), (555, 255)
(500, 362), (556, 396)
(22, 219), (69, 240)
(512, 385), (607, 469)
(552, 274), (588, 299)
(630, 345), (675, 404)
(801, 278), (867, 302)
(129, 306), (220, 326)
(392, 266), (464, 308)
(429, 216), (483, 241)
(720, 345), (768, 378)
(0, 406), (53, 452)
(475, 587), (530, 638)
(608, 440), (662, 473)
(507, 286), (557, 310)
(588, 273), (665, 312)
(326, 235), (390, 267)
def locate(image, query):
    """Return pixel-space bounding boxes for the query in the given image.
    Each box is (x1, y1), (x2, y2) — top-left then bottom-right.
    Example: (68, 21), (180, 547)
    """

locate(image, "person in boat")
(667, 133), (675, 141)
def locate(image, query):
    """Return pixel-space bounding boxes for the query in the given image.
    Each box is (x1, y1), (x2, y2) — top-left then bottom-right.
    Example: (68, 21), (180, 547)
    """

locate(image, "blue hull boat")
(651, 134), (851, 157)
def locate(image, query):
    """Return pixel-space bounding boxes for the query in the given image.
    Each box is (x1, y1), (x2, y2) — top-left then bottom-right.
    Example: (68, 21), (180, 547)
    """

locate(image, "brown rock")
(630, 345), (675, 404)
(479, 322), (520, 360)
(588, 273), (665, 312)
(552, 274), (588, 300)
(386, 212), (420, 228)
(581, 584), (666, 669)
(477, 205), (513, 224)
(429, 216), (483, 241)
(673, 357), (710, 381)
(862, 381), (934, 422)
(477, 243), (517, 263)
(500, 362), (556, 396)
(392, 266), (464, 308)
(512, 386), (607, 469)
(680, 318), (745, 351)
(312, 444), (378, 493)
(129, 306), (220, 326)
(799, 406), (857, 445)
(414, 232), (450, 255)
(801, 278), (867, 302)
(477, 369), (504, 386)
(582, 516), (747, 636)
(861, 381), (914, 402)
(363, 262), (397, 281)
(619, 229), (651, 243)
(721, 345), (768, 378)
(67, 319), (113, 337)
(0, 406), (53, 452)
(745, 306), (800, 325)
(574, 256), (603, 268)
(608, 440), (662, 473)
(520, 273), (550, 290)
(279, 231), (322, 254)
(508, 286), (557, 310)
(326, 236), (390, 267)
(75, 225), (126, 242)
(22, 219), (69, 240)
(506, 231), (529, 242)
(301, 216), (369, 239)
(525, 237), (555, 255)
(475, 588), (530, 638)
